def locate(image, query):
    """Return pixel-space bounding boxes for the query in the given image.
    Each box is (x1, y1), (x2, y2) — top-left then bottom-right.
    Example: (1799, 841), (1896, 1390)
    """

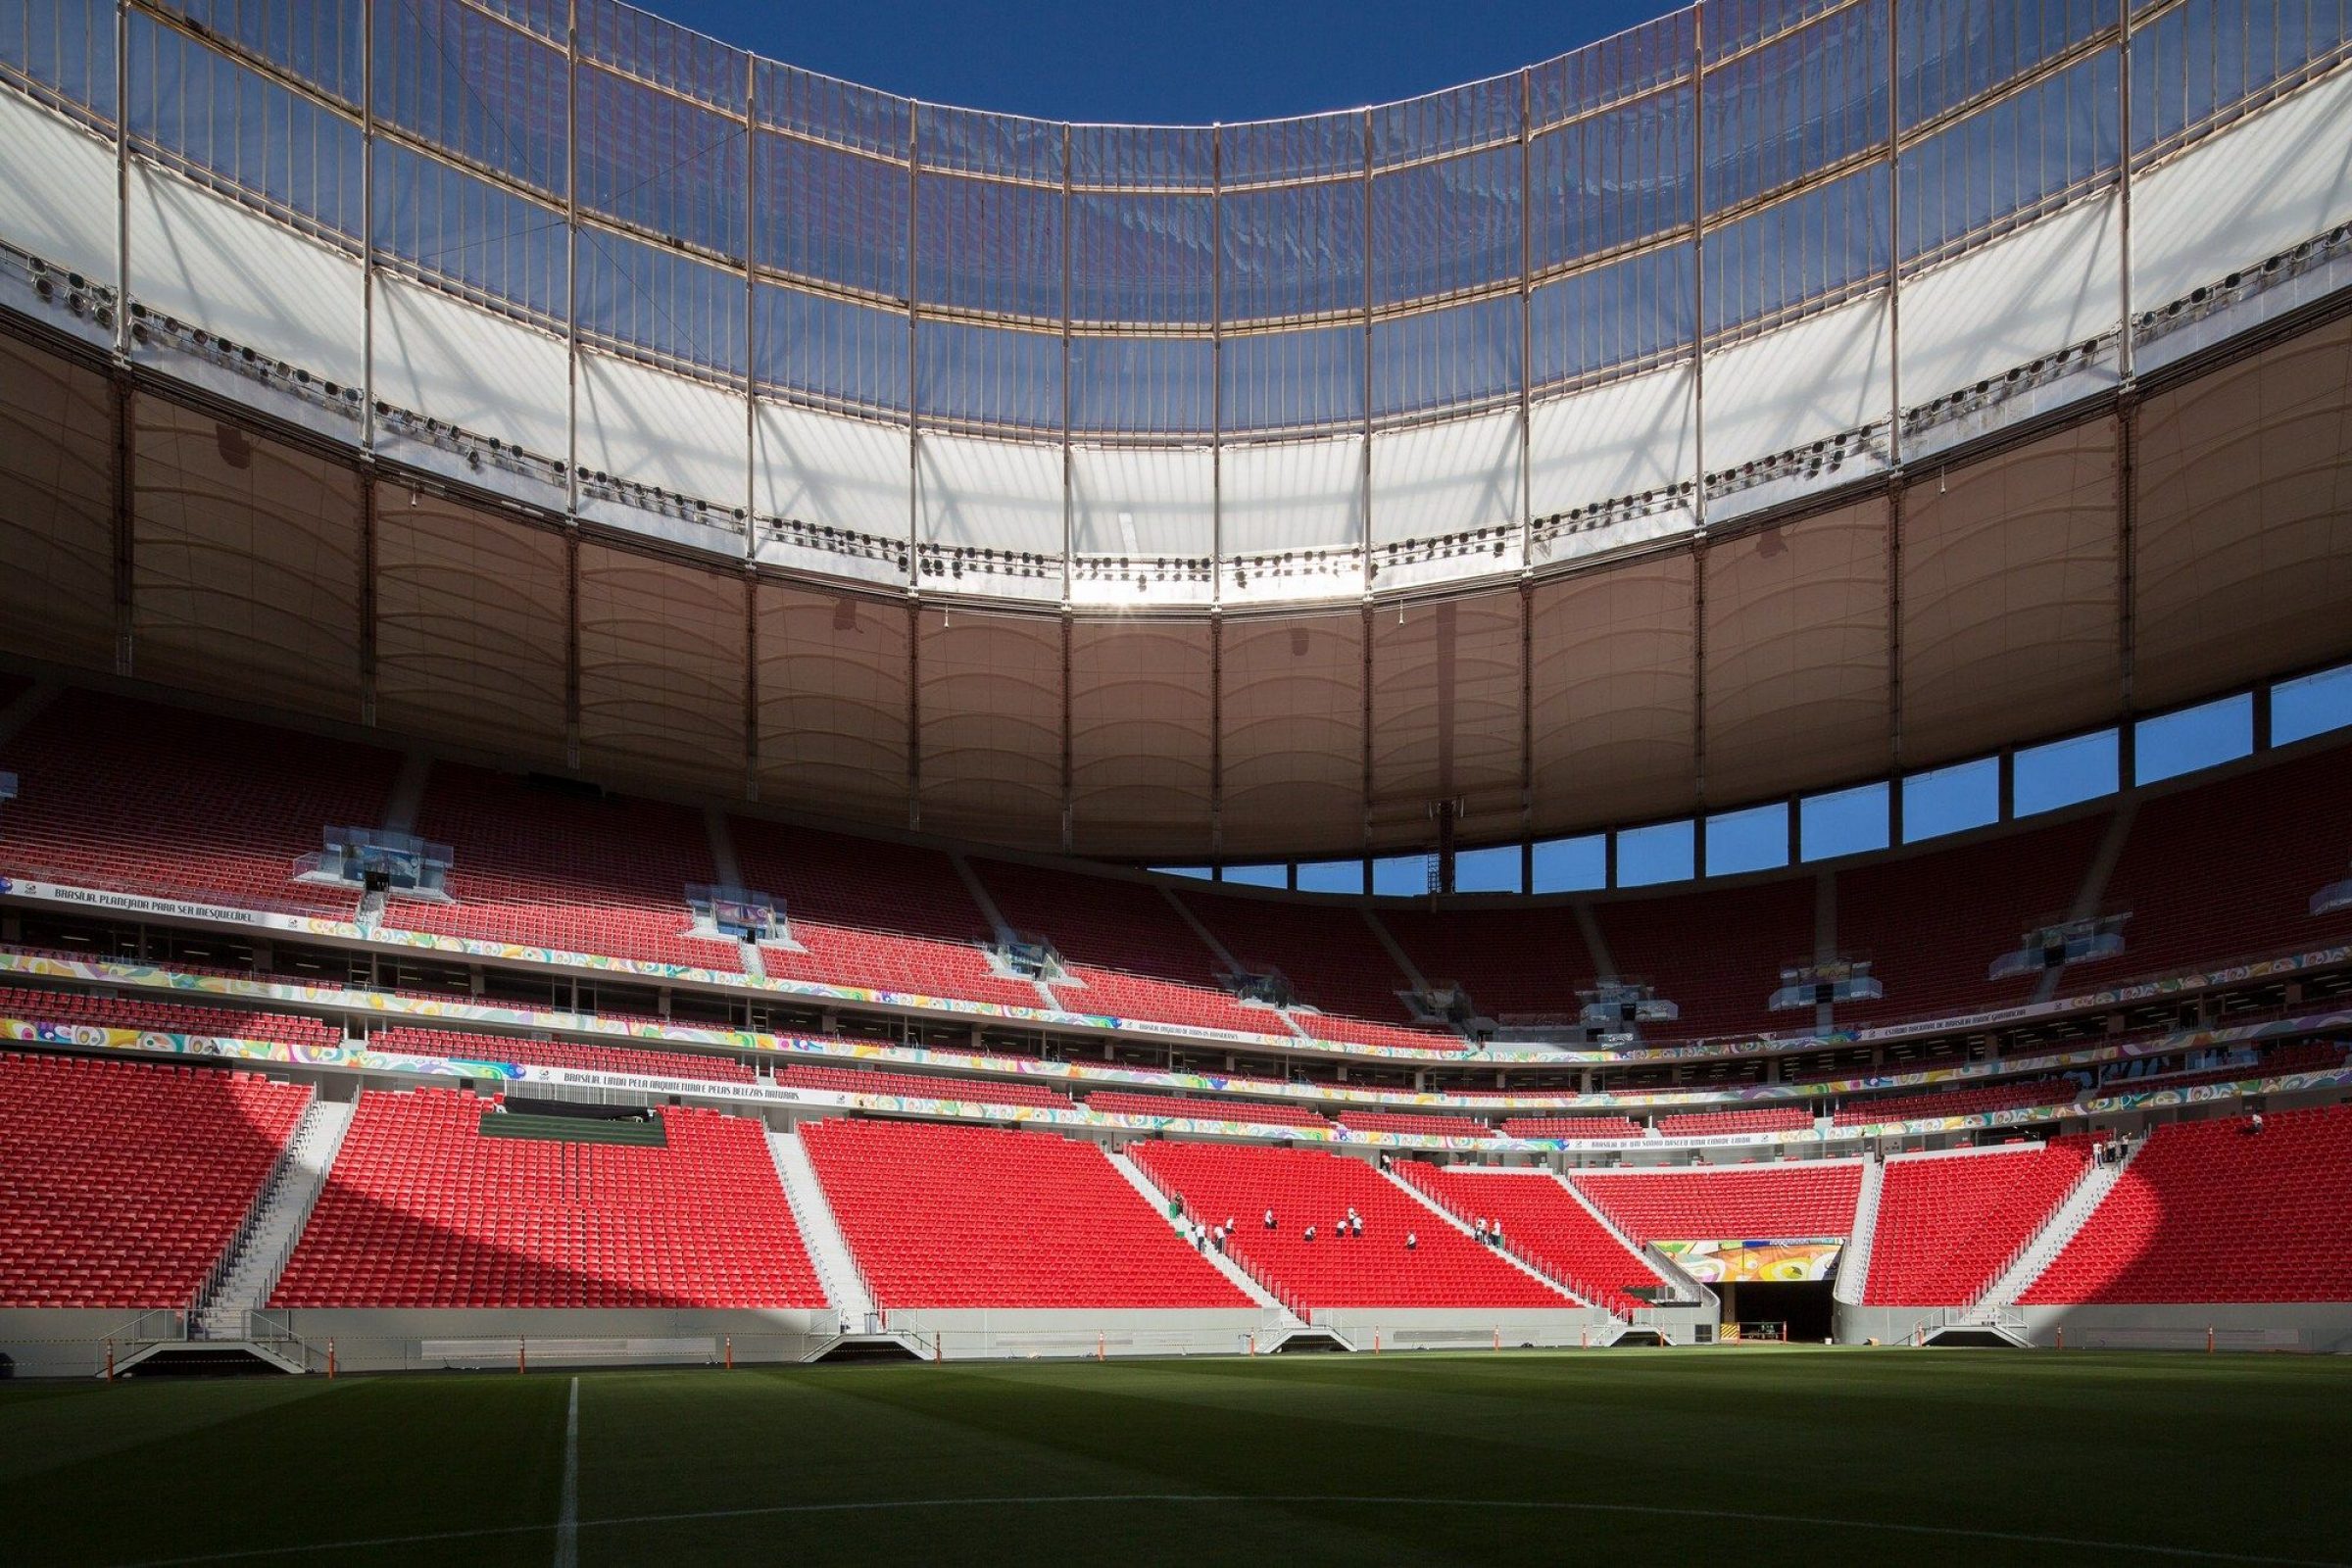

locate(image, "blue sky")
(645, 0), (1666, 122)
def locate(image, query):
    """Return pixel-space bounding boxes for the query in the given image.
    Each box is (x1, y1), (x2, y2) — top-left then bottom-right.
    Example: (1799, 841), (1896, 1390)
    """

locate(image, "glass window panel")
(2135, 693), (2254, 784)
(576, 64), (745, 258)
(1296, 858), (1367, 895)
(1800, 781), (1890, 860)
(1220, 178), (1366, 323)
(1220, 862), (1288, 889)
(1530, 82), (1695, 270)
(169, 0), (366, 106)
(1617, 818), (1695, 886)
(1530, 9), (1695, 131)
(0, 0), (117, 120)
(1372, 854), (1434, 897)
(1067, 191), (1214, 324)
(1220, 325), (1364, 433)
(1532, 833), (1608, 892)
(753, 61), (908, 157)
(2013, 727), (2119, 815)
(131, 16), (365, 241)
(753, 282), (907, 414)
(373, 141), (567, 321)
(1455, 843), (1525, 895)
(1704, 160), (1888, 337)
(1702, 3), (1889, 212)
(1069, 334), (1213, 435)
(1903, 756), (2000, 841)
(372, 0), (567, 197)
(576, 225), (746, 375)
(1530, 243), (1695, 387)
(2273, 662), (2352, 747)
(913, 170), (1061, 318)
(1897, 50), (2120, 264)
(1370, 144), (1521, 305)
(1219, 112), (1364, 184)
(754, 131), (906, 298)
(914, 318), (1060, 431)
(1706, 802), (1789, 875)
(1372, 294), (1521, 418)
(577, 0), (746, 110)
(1899, 0), (2113, 129)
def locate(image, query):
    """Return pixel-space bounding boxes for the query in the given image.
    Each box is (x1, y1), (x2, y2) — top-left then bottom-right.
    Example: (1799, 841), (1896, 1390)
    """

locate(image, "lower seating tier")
(271, 1088), (824, 1309)
(1571, 1162), (1863, 1243)
(1395, 1163), (1663, 1315)
(1130, 1140), (1572, 1313)
(2021, 1106), (2352, 1304)
(0, 1052), (310, 1307)
(801, 1118), (1248, 1309)
(1864, 1140), (2099, 1305)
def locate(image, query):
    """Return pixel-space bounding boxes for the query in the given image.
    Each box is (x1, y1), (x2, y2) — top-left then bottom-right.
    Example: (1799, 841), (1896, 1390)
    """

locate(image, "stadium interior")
(1, 0), (2350, 1400)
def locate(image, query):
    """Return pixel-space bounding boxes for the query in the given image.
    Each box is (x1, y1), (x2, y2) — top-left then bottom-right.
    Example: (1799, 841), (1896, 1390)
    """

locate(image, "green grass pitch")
(5, 1347), (2350, 1566)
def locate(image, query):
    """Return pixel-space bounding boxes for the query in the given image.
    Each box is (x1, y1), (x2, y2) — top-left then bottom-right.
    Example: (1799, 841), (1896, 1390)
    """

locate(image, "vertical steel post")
(1361, 108), (1376, 593)
(1518, 68), (1536, 569)
(906, 103), (922, 589)
(743, 53), (760, 560)
(1210, 124), (1223, 603)
(1690, 7), (1708, 528)
(361, 0), (376, 451)
(564, 0), (579, 515)
(1886, 0), (1903, 467)
(1061, 123), (1074, 605)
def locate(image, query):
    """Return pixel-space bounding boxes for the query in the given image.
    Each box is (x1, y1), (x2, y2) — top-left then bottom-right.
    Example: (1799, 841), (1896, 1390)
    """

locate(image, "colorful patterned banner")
(7, 1012), (2349, 1154)
(6, 872), (2349, 1087)
(1656, 1239), (1845, 1285)
(0, 945), (2344, 1122)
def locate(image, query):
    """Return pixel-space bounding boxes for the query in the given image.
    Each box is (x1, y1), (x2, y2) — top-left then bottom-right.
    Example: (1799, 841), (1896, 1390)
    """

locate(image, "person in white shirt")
(1264, 1207), (1276, 1230)
(1303, 1224), (1316, 1243)
(1406, 1231), (1418, 1250)
(1475, 1217), (1489, 1244)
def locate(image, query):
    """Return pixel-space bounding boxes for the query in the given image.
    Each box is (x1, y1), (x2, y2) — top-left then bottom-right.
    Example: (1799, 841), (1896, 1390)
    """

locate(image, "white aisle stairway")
(1834, 1154), (1887, 1305)
(1979, 1138), (2140, 1309)
(192, 1095), (355, 1341)
(767, 1126), (876, 1328)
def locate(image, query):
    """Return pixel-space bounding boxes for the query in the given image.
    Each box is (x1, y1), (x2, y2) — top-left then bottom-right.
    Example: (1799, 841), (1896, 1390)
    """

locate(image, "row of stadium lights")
(48, 219), (2352, 590)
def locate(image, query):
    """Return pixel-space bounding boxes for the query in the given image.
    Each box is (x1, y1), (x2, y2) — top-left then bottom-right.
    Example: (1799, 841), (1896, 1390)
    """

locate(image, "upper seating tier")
(381, 766), (744, 973)
(0, 694), (400, 917)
